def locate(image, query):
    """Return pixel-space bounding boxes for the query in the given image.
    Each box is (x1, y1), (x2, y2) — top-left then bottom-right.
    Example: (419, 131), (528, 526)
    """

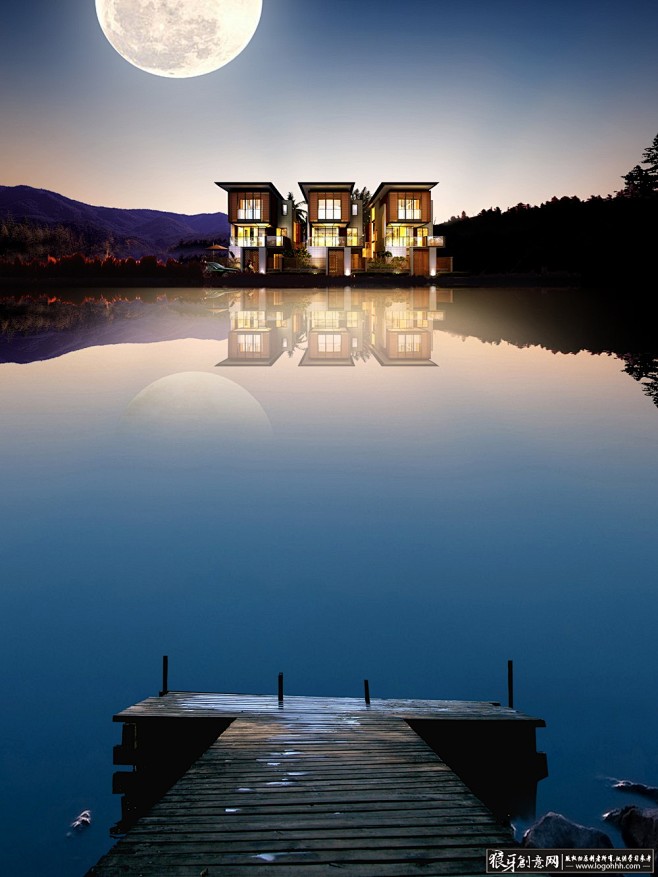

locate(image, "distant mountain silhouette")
(0, 185), (228, 258)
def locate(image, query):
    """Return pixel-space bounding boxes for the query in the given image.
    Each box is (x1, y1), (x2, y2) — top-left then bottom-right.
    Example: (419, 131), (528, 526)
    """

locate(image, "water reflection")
(216, 287), (452, 367)
(1, 287), (658, 876)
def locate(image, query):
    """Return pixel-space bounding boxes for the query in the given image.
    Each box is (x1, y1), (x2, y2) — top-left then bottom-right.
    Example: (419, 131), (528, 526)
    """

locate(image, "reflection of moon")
(95, 0), (262, 78)
(121, 372), (272, 450)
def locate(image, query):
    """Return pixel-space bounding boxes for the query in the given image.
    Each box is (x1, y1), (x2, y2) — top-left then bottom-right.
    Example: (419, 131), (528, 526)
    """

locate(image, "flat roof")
(298, 182), (355, 201)
(369, 181), (438, 205)
(215, 182), (286, 201)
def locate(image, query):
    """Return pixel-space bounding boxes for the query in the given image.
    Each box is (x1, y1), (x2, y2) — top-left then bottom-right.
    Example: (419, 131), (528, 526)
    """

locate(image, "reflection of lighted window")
(318, 334), (342, 353)
(318, 199), (341, 220)
(387, 311), (415, 329)
(397, 334), (421, 353)
(238, 196), (262, 220)
(312, 311), (340, 329)
(236, 311), (264, 329)
(237, 333), (262, 353)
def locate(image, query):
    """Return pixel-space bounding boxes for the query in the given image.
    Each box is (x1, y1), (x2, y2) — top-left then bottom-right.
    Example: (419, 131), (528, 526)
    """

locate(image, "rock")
(603, 806), (658, 850)
(610, 779), (658, 803)
(523, 811), (613, 849)
(67, 809), (92, 836)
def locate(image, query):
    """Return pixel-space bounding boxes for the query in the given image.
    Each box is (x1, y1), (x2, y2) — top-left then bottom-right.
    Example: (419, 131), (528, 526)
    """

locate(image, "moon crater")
(96, 0), (262, 78)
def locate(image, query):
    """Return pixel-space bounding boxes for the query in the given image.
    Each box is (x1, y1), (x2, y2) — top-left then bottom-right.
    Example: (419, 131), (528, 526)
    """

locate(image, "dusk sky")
(2, 0), (657, 222)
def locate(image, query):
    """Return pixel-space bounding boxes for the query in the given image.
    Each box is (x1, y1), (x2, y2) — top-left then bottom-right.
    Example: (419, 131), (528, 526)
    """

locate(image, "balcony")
(384, 236), (445, 248)
(309, 236), (363, 248)
(266, 235), (285, 247)
(231, 236), (266, 247)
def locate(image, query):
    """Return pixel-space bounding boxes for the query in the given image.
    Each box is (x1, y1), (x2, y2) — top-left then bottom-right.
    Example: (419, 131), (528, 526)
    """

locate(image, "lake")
(1, 286), (657, 876)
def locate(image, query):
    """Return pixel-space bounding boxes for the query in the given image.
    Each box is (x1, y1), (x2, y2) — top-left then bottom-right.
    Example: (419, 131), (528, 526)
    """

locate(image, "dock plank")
(90, 699), (518, 876)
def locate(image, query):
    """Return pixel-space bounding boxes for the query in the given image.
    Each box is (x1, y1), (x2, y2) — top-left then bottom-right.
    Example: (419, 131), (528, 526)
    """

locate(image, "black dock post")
(507, 659), (514, 709)
(278, 672), (284, 704)
(364, 679), (371, 705)
(159, 655), (169, 697)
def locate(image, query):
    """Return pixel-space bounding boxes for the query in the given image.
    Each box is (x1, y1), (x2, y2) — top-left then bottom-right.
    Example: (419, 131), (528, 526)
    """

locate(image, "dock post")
(278, 672), (284, 704)
(159, 655), (169, 697)
(364, 679), (371, 705)
(507, 659), (514, 709)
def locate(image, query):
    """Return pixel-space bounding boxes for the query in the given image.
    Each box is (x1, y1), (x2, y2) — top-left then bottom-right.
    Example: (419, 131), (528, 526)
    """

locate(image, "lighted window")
(318, 198), (341, 220)
(386, 226), (415, 247)
(347, 228), (359, 246)
(351, 202), (358, 215)
(318, 333), (342, 353)
(282, 203), (288, 215)
(238, 196), (262, 220)
(312, 227), (341, 246)
(397, 195), (421, 220)
(346, 311), (358, 328)
(236, 228), (264, 246)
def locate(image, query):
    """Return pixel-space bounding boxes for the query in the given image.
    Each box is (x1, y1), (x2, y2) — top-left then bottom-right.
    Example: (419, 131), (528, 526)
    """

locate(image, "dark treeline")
(435, 133), (658, 283)
(0, 253), (204, 286)
(440, 286), (658, 408)
(435, 194), (657, 282)
(1, 217), (115, 259)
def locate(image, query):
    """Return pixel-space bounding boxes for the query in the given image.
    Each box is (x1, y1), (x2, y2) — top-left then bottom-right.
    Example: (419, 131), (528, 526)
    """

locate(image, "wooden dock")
(87, 692), (547, 876)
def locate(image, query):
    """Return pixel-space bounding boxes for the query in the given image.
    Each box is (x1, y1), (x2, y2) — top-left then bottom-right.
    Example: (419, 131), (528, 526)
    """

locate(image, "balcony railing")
(384, 236), (445, 247)
(266, 235), (285, 247)
(231, 236), (266, 247)
(309, 236), (363, 248)
(385, 236), (445, 248)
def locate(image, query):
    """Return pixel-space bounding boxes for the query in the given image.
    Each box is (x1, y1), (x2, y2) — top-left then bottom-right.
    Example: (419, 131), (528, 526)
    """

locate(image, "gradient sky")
(1, 0), (657, 221)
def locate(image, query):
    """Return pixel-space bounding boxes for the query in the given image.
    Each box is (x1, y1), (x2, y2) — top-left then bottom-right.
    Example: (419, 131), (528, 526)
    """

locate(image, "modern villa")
(214, 180), (452, 276)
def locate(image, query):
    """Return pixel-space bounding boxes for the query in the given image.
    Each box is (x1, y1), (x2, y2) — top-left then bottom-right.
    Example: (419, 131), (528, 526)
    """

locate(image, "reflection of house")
(211, 288), (453, 367)
(216, 289), (298, 366)
(299, 182), (366, 276)
(215, 182), (299, 273)
(366, 182), (451, 276)
(299, 289), (367, 366)
(368, 289), (448, 366)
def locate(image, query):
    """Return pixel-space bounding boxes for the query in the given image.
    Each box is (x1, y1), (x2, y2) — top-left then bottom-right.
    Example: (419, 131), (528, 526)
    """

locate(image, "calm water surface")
(1, 287), (657, 875)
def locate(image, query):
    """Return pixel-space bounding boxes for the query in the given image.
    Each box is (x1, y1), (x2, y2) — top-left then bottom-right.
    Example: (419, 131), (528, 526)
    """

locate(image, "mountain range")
(0, 185), (229, 258)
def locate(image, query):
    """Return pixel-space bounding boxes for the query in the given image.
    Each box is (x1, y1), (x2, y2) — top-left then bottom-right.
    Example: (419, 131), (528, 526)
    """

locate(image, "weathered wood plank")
(88, 693), (538, 875)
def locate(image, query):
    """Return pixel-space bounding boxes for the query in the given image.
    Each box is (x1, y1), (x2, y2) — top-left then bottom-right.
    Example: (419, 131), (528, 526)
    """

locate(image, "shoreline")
(0, 271), (582, 294)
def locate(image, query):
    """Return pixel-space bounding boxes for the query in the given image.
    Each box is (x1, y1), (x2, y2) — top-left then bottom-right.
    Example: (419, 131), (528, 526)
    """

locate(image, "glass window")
(237, 333), (262, 354)
(351, 202), (358, 215)
(397, 333), (421, 353)
(236, 311), (264, 329)
(312, 227), (340, 246)
(347, 228), (359, 246)
(397, 194), (421, 220)
(238, 195), (262, 220)
(318, 333), (342, 353)
(312, 311), (340, 329)
(318, 198), (341, 220)
(282, 203), (288, 215)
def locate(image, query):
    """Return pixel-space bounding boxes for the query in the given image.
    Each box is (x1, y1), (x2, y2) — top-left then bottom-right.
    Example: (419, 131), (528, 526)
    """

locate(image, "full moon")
(95, 0), (262, 78)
